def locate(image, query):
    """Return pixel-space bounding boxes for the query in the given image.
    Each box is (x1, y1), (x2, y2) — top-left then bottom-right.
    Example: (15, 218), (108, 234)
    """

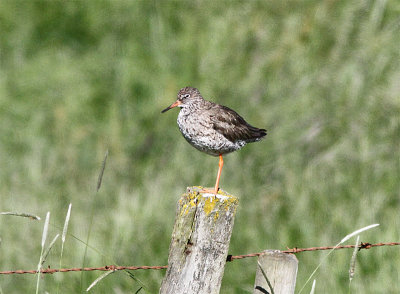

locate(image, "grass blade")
(56, 204), (72, 294)
(81, 150), (109, 291)
(86, 270), (115, 292)
(36, 212), (50, 294)
(257, 261), (275, 294)
(62, 204), (72, 246)
(349, 235), (360, 288)
(96, 149), (108, 192)
(41, 212), (50, 248)
(41, 234), (60, 266)
(340, 224), (379, 244)
(0, 211), (40, 220)
(309, 280), (316, 294)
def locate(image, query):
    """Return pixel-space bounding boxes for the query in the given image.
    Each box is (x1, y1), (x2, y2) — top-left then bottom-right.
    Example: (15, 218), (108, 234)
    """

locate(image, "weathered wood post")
(160, 186), (239, 294)
(254, 250), (298, 294)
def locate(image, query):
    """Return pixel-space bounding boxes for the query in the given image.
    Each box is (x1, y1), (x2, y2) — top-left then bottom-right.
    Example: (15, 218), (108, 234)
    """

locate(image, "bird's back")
(177, 99), (266, 156)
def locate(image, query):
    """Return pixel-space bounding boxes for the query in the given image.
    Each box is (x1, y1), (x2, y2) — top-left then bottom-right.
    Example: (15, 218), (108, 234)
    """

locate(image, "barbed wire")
(226, 242), (400, 261)
(0, 265), (168, 275)
(1, 242), (398, 275)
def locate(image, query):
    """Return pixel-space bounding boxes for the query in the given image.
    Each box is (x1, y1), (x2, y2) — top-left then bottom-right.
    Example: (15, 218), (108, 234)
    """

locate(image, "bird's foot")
(199, 187), (219, 195)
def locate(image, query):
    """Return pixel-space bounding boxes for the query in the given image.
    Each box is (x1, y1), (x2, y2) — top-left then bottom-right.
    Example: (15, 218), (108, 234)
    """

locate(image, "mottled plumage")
(162, 87), (267, 193)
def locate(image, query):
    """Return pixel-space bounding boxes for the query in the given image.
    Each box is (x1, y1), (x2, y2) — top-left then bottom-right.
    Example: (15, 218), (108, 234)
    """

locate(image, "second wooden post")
(254, 250), (298, 294)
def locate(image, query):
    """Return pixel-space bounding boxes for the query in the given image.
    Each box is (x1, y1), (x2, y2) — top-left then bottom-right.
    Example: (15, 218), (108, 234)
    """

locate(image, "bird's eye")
(183, 94), (190, 99)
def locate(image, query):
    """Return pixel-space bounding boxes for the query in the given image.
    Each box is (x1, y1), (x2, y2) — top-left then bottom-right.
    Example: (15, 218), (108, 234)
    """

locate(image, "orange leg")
(214, 154), (223, 194)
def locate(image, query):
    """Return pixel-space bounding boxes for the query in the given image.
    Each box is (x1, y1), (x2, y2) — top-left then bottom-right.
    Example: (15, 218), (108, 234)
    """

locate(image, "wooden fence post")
(160, 186), (239, 294)
(254, 250), (298, 294)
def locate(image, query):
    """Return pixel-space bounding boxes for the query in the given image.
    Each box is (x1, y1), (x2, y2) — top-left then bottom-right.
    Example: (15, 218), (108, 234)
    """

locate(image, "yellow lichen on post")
(179, 186), (238, 218)
(194, 187), (238, 213)
(179, 193), (198, 216)
(203, 196), (217, 216)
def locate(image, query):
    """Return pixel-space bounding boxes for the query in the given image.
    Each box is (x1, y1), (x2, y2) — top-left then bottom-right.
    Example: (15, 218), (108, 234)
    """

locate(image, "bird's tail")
(247, 126), (267, 142)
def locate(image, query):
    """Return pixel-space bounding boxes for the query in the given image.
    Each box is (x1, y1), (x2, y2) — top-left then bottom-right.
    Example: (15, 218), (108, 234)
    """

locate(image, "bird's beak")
(161, 100), (181, 113)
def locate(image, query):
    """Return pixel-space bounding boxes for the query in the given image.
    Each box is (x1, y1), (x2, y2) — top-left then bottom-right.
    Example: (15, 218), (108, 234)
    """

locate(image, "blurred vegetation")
(0, 0), (399, 293)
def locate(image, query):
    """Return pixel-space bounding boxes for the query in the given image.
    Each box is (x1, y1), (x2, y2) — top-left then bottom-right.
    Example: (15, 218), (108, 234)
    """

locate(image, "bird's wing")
(210, 105), (266, 142)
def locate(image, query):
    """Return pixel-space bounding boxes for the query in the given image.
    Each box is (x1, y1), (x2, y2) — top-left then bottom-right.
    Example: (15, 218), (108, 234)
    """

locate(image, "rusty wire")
(227, 242), (400, 261)
(0, 265), (168, 275)
(1, 242), (399, 275)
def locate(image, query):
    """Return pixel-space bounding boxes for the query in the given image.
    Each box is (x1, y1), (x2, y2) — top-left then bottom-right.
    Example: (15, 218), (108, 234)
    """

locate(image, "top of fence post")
(254, 250), (298, 294)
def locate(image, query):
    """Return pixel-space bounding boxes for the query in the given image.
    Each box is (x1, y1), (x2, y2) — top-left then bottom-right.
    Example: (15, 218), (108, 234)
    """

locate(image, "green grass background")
(0, 0), (399, 293)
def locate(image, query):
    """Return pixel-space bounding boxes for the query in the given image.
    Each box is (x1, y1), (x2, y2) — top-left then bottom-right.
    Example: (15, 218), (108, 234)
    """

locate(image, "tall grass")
(36, 212), (50, 294)
(0, 0), (399, 293)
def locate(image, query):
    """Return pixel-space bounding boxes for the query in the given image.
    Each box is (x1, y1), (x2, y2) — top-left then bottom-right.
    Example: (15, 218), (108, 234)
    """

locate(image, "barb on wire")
(1, 242), (399, 275)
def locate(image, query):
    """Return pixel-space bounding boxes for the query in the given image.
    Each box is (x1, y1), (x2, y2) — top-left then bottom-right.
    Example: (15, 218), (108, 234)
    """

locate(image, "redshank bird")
(162, 87), (267, 194)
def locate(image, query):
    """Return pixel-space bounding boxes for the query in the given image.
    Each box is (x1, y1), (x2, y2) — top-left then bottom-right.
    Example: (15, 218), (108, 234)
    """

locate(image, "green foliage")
(0, 0), (399, 293)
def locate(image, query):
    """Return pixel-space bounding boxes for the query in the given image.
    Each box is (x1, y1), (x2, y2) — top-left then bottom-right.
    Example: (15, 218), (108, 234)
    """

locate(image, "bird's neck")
(180, 99), (207, 114)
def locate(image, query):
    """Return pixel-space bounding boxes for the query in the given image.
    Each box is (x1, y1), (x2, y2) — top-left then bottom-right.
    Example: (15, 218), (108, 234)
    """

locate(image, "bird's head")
(161, 87), (203, 113)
